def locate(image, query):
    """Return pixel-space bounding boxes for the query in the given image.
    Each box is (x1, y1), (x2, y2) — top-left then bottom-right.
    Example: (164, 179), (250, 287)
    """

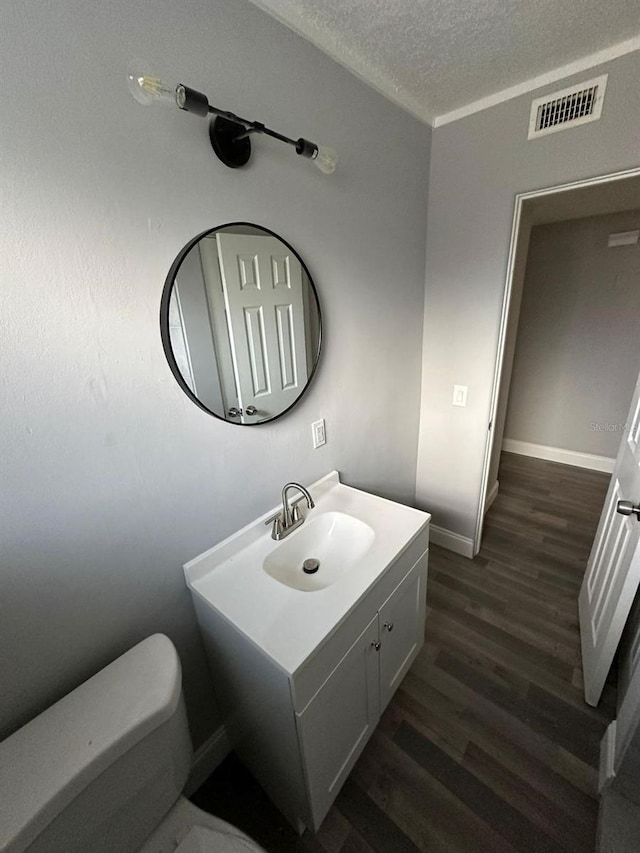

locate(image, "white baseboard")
(599, 720), (617, 792)
(502, 439), (615, 474)
(184, 724), (231, 797)
(485, 480), (499, 513)
(429, 524), (475, 559)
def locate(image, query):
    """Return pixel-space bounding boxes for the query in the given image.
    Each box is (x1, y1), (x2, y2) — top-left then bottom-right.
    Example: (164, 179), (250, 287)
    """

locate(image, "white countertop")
(184, 472), (430, 676)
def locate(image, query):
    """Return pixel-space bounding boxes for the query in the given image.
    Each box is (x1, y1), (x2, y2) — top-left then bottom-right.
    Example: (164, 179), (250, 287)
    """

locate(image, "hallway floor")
(193, 453), (616, 852)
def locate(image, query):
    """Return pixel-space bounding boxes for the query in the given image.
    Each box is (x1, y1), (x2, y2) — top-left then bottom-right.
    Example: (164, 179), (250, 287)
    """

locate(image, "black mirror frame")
(160, 222), (323, 426)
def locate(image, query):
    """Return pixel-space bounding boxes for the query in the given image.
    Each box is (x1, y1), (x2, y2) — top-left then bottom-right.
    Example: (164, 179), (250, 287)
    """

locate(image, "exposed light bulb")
(312, 145), (338, 175)
(127, 62), (176, 106)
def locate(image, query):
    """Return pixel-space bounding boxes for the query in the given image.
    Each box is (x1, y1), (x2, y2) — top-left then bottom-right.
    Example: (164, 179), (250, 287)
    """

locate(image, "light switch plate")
(453, 385), (468, 407)
(312, 419), (326, 448)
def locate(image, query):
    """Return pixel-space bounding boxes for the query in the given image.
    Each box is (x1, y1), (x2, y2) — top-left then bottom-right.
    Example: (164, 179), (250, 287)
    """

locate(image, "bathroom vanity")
(184, 472), (430, 833)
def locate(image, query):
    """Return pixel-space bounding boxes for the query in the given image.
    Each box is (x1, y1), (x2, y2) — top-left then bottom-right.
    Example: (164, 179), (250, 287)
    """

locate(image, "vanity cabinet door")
(379, 555), (427, 712)
(295, 615), (380, 831)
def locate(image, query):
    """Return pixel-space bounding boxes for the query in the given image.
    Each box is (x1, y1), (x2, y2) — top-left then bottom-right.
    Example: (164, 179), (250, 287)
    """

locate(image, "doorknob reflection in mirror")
(228, 406), (258, 417)
(617, 500), (640, 520)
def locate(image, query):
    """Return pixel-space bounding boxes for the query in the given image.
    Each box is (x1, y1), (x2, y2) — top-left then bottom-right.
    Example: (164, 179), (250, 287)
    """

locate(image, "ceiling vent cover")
(528, 75), (607, 139)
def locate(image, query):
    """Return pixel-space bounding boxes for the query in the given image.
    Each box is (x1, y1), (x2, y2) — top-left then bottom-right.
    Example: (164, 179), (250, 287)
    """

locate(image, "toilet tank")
(0, 634), (193, 853)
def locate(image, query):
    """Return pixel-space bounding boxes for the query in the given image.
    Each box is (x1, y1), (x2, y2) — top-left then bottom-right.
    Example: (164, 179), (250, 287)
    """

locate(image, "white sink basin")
(263, 511), (375, 592)
(183, 471), (430, 675)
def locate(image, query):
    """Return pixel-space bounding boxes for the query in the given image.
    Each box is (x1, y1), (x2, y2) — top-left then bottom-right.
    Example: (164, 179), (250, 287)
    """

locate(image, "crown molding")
(433, 36), (640, 128)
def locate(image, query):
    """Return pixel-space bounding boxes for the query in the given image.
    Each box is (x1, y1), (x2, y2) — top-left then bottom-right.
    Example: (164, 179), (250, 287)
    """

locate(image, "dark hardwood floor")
(193, 452), (616, 852)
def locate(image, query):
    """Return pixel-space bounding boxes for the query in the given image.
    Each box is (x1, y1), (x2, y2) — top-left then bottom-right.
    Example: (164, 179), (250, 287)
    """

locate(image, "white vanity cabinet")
(295, 614), (380, 830)
(185, 472), (430, 834)
(296, 557), (427, 829)
(190, 529), (429, 834)
(379, 557), (426, 710)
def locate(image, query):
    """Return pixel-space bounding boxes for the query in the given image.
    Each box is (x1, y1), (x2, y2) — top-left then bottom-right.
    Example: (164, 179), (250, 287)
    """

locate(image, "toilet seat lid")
(174, 826), (264, 853)
(0, 634), (183, 853)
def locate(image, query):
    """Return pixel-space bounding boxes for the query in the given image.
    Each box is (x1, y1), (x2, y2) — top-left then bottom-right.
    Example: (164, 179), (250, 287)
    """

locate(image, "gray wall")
(0, 0), (430, 744)
(504, 211), (640, 458)
(416, 51), (640, 542)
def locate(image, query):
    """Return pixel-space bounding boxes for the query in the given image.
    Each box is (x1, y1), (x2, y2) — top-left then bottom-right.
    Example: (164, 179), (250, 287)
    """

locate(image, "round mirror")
(160, 223), (322, 425)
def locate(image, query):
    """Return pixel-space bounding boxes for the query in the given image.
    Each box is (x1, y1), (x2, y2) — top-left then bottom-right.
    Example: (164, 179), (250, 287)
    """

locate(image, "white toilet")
(0, 634), (265, 853)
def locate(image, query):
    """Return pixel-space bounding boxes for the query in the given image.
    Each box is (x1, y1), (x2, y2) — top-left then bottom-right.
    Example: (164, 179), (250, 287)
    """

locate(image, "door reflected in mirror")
(161, 223), (322, 424)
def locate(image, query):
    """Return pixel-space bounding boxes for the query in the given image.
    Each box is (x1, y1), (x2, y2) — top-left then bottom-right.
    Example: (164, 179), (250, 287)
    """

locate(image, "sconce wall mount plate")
(209, 117), (252, 169)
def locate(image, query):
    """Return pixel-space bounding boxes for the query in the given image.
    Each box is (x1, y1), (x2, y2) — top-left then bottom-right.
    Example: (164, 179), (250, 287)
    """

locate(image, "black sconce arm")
(175, 83), (334, 171)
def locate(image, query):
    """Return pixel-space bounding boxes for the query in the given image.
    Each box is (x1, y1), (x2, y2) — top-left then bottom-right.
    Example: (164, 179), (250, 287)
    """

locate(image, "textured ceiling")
(248, 0), (640, 124)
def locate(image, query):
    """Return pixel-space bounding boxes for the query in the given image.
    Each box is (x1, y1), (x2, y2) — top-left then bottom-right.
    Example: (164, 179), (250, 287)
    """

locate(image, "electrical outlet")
(453, 385), (468, 407)
(312, 419), (326, 449)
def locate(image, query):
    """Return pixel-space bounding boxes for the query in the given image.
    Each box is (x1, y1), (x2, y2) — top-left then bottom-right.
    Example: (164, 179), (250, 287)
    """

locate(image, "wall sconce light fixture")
(128, 68), (338, 174)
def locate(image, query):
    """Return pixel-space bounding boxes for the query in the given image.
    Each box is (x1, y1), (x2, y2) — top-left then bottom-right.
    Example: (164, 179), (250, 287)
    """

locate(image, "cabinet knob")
(384, 622), (394, 632)
(371, 641), (381, 651)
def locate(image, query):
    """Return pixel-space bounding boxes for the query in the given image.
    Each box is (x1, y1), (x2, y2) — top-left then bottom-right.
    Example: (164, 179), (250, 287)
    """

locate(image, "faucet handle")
(291, 504), (302, 523)
(271, 516), (284, 540)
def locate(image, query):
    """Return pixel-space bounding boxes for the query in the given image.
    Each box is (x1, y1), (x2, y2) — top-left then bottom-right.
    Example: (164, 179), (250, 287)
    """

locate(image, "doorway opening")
(476, 168), (640, 708)
(476, 168), (640, 548)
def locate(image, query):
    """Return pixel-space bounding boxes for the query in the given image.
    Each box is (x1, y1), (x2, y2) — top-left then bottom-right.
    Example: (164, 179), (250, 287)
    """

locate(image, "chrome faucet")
(267, 482), (315, 540)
